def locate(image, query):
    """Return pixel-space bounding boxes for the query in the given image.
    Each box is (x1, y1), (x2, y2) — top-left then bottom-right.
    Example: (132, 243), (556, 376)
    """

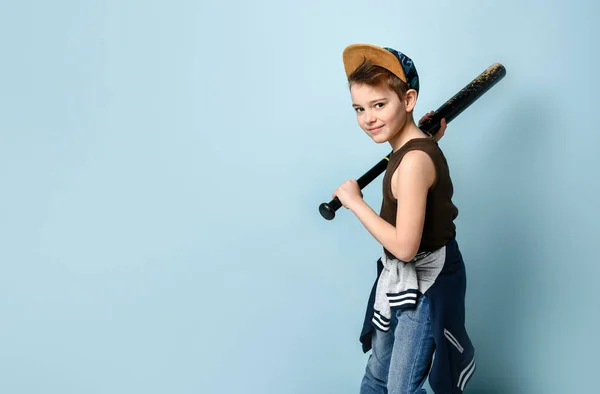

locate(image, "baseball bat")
(319, 62), (507, 220)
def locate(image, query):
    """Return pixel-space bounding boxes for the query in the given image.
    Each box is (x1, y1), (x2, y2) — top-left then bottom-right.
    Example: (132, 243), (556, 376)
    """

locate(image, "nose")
(365, 110), (376, 124)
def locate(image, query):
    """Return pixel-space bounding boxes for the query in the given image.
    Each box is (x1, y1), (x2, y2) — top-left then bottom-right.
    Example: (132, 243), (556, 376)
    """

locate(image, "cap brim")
(342, 44), (407, 83)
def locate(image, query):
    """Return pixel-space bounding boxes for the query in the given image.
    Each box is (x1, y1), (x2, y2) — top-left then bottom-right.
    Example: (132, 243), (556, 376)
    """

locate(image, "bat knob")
(319, 203), (336, 220)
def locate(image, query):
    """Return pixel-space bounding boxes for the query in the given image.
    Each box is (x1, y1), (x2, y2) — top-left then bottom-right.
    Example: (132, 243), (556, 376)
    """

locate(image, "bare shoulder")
(391, 150), (437, 198)
(400, 150), (435, 171)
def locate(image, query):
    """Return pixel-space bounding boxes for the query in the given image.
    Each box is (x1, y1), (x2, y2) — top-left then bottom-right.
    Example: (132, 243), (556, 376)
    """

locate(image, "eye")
(375, 102), (385, 109)
(354, 107), (364, 113)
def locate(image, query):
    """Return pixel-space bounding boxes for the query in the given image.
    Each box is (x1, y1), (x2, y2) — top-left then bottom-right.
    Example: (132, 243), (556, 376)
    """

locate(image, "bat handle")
(318, 155), (390, 220)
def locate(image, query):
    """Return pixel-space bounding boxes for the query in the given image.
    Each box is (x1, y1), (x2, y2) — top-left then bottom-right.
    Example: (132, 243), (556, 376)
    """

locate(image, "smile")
(368, 126), (384, 133)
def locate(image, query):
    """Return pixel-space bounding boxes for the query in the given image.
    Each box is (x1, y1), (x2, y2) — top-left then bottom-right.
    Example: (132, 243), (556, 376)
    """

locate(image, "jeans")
(360, 293), (435, 394)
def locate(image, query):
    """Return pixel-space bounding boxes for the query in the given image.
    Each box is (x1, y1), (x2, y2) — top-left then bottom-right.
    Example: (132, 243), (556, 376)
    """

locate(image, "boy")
(332, 44), (476, 393)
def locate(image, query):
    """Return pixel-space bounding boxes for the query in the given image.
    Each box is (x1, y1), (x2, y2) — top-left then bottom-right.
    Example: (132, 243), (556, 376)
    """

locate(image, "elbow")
(390, 245), (418, 262)
(388, 236), (420, 262)
(396, 252), (417, 262)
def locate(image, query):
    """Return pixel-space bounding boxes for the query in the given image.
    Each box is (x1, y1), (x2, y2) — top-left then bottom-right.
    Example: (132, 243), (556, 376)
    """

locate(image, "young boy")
(332, 44), (476, 393)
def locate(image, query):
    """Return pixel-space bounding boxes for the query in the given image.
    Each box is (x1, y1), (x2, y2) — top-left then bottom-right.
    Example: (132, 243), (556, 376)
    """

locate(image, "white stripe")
(372, 311), (390, 325)
(389, 299), (417, 307)
(372, 318), (390, 331)
(460, 359), (476, 391)
(387, 293), (417, 301)
(373, 313), (390, 327)
(457, 357), (475, 390)
(444, 329), (464, 353)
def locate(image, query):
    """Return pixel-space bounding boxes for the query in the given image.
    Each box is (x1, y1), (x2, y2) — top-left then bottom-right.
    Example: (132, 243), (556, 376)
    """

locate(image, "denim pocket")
(404, 294), (430, 323)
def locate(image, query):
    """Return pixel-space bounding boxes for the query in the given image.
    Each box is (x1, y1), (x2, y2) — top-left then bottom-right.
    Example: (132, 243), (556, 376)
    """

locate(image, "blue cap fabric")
(382, 47), (420, 93)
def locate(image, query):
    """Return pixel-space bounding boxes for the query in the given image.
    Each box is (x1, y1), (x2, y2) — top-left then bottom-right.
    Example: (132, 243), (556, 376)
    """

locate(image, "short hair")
(347, 58), (409, 100)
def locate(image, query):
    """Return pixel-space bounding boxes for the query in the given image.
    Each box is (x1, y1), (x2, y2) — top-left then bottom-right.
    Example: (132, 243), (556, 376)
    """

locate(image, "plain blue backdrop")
(1, 0), (599, 393)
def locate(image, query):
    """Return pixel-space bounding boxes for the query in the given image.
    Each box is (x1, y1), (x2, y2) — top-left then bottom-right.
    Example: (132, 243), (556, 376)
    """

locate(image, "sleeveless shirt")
(379, 136), (459, 260)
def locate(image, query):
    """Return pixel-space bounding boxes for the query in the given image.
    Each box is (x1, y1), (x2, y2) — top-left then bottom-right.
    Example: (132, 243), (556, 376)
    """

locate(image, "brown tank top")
(379, 136), (459, 260)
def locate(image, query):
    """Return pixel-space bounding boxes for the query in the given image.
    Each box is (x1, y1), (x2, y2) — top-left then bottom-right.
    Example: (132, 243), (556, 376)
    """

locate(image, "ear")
(404, 89), (418, 112)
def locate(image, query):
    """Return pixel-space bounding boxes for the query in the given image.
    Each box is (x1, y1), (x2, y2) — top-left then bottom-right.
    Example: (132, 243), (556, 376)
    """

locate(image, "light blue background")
(1, 1), (599, 393)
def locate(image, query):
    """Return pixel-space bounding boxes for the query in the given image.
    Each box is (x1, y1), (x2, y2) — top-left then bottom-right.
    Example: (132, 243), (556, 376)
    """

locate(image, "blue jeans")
(360, 294), (435, 394)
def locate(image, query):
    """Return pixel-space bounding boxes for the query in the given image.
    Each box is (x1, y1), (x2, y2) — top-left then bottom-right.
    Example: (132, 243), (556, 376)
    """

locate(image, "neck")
(389, 116), (429, 152)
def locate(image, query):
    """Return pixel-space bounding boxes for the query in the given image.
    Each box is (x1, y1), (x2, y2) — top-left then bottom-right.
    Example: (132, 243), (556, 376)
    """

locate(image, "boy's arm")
(346, 150), (436, 262)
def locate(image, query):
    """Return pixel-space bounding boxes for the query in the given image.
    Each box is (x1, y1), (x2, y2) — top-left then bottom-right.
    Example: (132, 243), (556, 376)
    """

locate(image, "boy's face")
(350, 82), (408, 144)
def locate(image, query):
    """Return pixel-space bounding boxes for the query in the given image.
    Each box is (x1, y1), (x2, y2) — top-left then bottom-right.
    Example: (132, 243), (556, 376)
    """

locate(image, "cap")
(342, 43), (420, 93)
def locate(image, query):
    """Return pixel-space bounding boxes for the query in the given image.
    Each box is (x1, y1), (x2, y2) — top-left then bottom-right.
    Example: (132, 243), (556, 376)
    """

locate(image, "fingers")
(434, 118), (447, 141)
(332, 180), (357, 198)
(419, 110), (436, 124)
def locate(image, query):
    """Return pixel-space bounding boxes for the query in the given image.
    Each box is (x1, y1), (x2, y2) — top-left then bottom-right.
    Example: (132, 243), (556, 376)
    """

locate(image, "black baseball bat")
(319, 62), (507, 220)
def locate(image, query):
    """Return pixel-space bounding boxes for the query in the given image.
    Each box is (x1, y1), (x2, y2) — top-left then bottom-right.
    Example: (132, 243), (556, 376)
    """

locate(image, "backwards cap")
(342, 43), (420, 93)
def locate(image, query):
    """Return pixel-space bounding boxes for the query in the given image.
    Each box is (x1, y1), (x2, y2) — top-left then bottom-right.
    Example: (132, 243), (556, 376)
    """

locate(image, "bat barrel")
(318, 63), (506, 220)
(418, 63), (506, 135)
